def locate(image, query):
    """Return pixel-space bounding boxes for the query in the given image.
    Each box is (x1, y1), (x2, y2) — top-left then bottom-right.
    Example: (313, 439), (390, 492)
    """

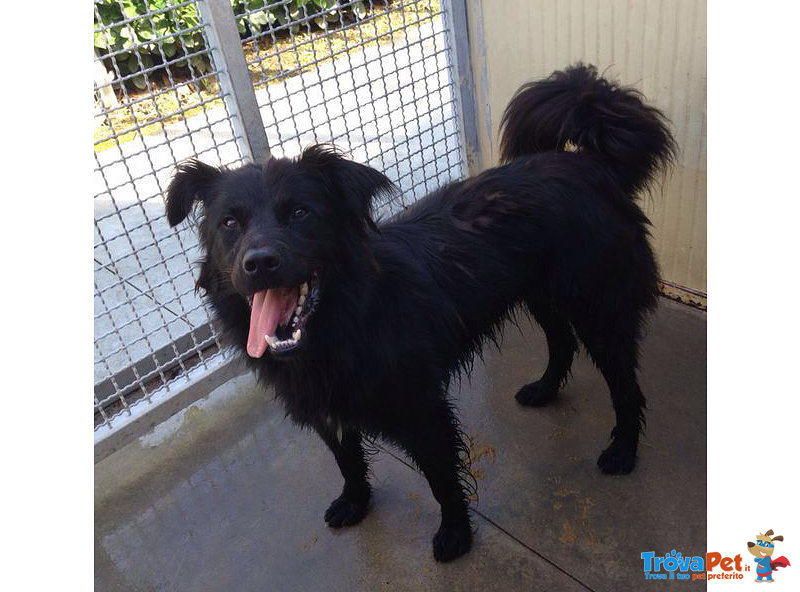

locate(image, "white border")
(708, 0), (800, 588)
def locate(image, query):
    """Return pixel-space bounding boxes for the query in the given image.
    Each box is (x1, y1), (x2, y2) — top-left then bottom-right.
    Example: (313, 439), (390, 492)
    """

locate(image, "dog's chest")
(265, 365), (363, 427)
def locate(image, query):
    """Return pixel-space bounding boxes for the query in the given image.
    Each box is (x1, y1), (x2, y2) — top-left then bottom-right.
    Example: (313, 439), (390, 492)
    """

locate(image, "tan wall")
(465, 0), (707, 295)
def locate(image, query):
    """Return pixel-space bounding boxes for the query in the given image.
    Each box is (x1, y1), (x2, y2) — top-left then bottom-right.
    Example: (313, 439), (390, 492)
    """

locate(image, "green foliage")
(94, 0), (370, 90)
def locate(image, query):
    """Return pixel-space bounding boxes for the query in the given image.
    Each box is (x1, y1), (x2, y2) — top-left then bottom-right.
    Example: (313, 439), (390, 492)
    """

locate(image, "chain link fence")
(94, 0), (469, 455)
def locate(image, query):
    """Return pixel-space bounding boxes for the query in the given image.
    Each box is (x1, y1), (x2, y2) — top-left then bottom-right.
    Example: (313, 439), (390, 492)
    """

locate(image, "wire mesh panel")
(94, 0), (466, 438)
(94, 0), (247, 431)
(237, 0), (464, 216)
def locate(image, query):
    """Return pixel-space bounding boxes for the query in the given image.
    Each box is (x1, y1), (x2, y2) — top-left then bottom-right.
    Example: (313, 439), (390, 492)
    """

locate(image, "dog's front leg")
(315, 425), (371, 528)
(400, 401), (473, 562)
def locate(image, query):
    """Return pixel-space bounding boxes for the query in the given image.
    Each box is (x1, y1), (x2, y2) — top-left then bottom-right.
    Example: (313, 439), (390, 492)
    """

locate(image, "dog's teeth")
(292, 329), (301, 341)
(295, 305), (302, 315)
(300, 282), (308, 296)
(298, 294), (306, 306)
(292, 317), (299, 326)
(265, 334), (277, 347)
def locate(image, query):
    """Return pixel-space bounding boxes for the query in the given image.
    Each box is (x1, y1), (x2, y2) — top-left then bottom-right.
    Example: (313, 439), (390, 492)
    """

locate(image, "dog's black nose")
(243, 247), (281, 276)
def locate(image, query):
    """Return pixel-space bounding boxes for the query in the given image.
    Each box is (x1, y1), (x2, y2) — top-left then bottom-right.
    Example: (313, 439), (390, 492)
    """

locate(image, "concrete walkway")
(95, 298), (706, 591)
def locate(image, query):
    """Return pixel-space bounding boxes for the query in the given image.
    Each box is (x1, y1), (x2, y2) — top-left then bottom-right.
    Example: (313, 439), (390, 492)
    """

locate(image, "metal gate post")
(199, 0), (270, 162)
(444, 0), (482, 176)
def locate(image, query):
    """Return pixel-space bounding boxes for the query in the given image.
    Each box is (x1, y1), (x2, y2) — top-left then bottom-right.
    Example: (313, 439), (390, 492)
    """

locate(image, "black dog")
(165, 63), (676, 562)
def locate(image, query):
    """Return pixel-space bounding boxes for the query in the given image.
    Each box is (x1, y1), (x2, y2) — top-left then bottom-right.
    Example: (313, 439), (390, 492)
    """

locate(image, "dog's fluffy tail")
(498, 63), (677, 197)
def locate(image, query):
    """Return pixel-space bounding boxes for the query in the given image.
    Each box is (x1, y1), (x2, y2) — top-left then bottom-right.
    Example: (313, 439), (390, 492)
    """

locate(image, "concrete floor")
(95, 298), (706, 591)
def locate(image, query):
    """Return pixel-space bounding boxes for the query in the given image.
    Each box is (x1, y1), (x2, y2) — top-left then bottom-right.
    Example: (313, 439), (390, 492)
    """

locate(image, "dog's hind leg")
(397, 397), (473, 562)
(515, 299), (578, 407)
(574, 323), (646, 475)
(316, 426), (372, 528)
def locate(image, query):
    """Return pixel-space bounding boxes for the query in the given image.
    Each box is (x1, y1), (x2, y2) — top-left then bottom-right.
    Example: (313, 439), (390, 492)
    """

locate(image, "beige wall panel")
(466, 0), (707, 294)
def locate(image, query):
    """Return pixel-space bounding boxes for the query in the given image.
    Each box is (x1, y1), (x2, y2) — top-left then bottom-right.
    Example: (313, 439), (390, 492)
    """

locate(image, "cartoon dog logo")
(747, 530), (791, 582)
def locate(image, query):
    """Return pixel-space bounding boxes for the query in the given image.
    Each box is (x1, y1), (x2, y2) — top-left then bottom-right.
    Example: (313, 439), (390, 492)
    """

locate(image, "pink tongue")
(246, 287), (298, 358)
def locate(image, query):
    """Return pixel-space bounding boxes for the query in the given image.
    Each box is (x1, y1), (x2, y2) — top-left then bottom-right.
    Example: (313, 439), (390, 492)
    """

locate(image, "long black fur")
(165, 63), (676, 563)
(500, 63), (677, 195)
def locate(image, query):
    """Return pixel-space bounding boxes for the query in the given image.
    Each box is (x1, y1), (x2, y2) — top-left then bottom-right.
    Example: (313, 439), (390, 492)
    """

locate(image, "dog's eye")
(290, 206), (308, 220)
(222, 216), (238, 229)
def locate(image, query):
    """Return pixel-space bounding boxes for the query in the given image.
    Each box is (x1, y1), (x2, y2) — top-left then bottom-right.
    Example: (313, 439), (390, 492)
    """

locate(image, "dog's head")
(747, 530), (783, 558)
(165, 144), (394, 359)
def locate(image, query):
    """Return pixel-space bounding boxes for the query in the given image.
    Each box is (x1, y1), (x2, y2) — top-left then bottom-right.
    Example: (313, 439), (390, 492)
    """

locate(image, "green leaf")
(182, 33), (197, 49)
(248, 10), (269, 26)
(245, 0), (269, 10)
(353, 1), (367, 20)
(127, 54), (140, 73)
(189, 55), (209, 74)
(106, 27), (123, 48)
(94, 31), (108, 50)
(132, 75), (148, 90)
(275, 6), (302, 27)
(163, 41), (177, 58)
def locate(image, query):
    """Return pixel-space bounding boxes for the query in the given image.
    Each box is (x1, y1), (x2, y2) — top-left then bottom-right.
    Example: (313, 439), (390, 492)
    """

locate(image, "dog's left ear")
(299, 144), (396, 232)
(165, 159), (221, 227)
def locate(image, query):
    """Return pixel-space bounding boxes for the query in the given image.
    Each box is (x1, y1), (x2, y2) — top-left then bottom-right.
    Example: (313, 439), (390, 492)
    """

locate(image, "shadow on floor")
(95, 297), (706, 591)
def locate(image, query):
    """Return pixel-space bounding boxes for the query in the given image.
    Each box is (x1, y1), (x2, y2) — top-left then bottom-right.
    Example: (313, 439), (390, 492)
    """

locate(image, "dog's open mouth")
(246, 272), (319, 358)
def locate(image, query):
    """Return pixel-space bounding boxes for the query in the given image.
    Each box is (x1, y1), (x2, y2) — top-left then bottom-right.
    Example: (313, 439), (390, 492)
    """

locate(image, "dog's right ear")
(298, 144), (395, 233)
(165, 159), (221, 226)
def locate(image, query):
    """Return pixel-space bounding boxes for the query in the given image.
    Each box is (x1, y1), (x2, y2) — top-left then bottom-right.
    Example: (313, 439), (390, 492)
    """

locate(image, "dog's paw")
(324, 493), (369, 528)
(597, 441), (637, 475)
(515, 380), (559, 407)
(432, 521), (472, 562)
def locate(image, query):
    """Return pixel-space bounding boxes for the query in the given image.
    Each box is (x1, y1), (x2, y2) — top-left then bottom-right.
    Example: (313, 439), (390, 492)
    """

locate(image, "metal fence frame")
(94, 0), (479, 462)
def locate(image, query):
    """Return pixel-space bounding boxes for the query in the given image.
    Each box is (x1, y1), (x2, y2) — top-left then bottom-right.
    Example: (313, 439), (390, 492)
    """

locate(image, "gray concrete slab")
(96, 298), (706, 591)
(454, 297), (707, 590)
